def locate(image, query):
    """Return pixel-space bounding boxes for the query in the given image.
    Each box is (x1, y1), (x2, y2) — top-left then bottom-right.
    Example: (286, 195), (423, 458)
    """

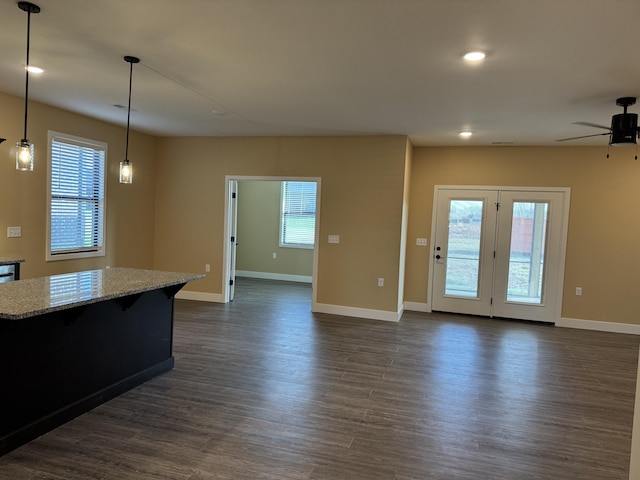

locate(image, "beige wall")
(236, 180), (313, 277)
(406, 146), (640, 325)
(153, 136), (409, 313)
(0, 92), (157, 279)
(4, 91), (640, 325)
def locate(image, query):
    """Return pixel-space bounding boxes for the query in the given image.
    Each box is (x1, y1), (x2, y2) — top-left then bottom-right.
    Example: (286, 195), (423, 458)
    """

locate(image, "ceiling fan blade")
(573, 121), (611, 130)
(555, 132), (610, 142)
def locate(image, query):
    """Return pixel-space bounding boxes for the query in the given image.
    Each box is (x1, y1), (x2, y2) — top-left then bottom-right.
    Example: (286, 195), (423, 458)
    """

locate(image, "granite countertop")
(0, 257), (25, 266)
(0, 267), (204, 320)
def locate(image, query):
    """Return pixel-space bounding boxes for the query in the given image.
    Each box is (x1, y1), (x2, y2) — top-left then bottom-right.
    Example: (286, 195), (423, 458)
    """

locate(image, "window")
(280, 181), (317, 248)
(47, 132), (106, 260)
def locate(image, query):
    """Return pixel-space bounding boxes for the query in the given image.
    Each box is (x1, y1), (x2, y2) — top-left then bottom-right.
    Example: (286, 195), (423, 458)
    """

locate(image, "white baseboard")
(175, 290), (225, 303)
(404, 301), (429, 313)
(557, 317), (640, 335)
(236, 270), (312, 284)
(313, 303), (401, 322)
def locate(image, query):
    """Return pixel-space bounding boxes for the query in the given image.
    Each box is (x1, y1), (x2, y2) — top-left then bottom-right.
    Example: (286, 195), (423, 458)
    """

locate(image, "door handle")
(435, 255), (441, 260)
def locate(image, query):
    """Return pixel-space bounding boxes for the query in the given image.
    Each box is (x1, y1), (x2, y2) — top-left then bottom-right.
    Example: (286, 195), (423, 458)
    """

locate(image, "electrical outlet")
(272, 252), (277, 259)
(576, 287), (582, 296)
(205, 264), (210, 272)
(377, 277), (384, 287)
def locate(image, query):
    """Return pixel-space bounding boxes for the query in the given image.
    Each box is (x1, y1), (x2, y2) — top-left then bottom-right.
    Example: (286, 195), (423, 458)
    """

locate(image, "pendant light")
(119, 55), (140, 184)
(16, 2), (40, 171)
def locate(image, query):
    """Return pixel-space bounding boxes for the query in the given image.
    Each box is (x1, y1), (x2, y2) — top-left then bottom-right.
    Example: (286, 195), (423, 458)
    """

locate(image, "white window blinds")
(48, 133), (106, 259)
(280, 181), (317, 247)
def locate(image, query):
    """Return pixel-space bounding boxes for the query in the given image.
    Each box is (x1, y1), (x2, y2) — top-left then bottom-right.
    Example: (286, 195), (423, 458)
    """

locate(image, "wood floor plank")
(1, 277), (638, 479)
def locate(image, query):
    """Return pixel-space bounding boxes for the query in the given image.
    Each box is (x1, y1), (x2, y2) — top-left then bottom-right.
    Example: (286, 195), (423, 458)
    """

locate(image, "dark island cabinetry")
(0, 268), (203, 456)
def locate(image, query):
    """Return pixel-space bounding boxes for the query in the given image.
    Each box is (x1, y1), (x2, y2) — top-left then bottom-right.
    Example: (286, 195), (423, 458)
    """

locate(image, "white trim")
(175, 290), (224, 303)
(313, 303), (401, 322)
(46, 131), (107, 262)
(433, 185), (572, 193)
(223, 175), (321, 305)
(404, 301), (429, 312)
(428, 185), (570, 323)
(222, 178), (232, 302)
(236, 270), (312, 283)
(557, 317), (640, 335)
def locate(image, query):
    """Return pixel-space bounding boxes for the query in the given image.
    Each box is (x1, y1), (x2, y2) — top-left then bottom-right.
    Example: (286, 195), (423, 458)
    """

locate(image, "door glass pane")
(507, 202), (548, 303)
(445, 200), (483, 297)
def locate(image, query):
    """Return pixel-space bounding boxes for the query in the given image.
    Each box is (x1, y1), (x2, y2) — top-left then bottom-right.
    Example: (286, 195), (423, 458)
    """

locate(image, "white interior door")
(229, 180), (238, 301)
(430, 187), (568, 323)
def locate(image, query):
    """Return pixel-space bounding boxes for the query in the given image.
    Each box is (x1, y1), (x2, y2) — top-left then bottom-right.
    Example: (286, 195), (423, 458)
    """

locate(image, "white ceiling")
(1, 0), (639, 146)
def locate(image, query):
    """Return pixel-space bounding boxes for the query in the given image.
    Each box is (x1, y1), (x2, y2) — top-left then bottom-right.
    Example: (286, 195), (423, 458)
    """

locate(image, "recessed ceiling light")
(25, 65), (43, 74)
(463, 51), (486, 62)
(459, 131), (473, 138)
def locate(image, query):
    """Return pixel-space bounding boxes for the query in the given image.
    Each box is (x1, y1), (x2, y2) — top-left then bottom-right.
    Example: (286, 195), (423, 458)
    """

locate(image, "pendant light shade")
(120, 55), (140, 184)
(16, 2), (40, 172)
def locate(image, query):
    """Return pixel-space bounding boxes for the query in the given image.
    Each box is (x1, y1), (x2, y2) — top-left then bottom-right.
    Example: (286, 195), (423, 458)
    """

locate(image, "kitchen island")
(0, 267), (203, 456)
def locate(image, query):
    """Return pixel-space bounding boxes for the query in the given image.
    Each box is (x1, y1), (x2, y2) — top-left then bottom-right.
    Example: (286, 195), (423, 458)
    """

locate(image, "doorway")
(222, 176), (321, 309)
(429, 186), (570, 323)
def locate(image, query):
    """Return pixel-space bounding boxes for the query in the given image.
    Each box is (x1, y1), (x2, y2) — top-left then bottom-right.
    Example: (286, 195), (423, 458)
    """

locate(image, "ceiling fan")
(556, 97), (639, 147)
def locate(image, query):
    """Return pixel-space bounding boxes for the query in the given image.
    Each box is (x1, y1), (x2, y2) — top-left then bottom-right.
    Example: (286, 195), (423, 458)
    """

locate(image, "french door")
(430, 187), (569, 323)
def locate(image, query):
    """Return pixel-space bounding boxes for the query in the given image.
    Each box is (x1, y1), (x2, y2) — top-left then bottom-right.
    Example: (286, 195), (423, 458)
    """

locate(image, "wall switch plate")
(328, 235), (340, 244)
(205, 264), (211, 272)
(7, 226), (21, 238)
(377, 277), (384, 287)
(576, 287), (582, 296)
(272, 253), (277, 259)
(416, 238), (428, 246)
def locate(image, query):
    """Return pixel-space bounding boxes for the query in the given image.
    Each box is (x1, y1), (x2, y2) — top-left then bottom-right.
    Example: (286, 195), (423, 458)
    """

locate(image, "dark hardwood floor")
(2, 277), (639, 479)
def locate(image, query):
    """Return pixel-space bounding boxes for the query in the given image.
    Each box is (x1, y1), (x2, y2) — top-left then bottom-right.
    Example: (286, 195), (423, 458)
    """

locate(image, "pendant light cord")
(125, 60), (133, 161)
(23, 8), (32, 142)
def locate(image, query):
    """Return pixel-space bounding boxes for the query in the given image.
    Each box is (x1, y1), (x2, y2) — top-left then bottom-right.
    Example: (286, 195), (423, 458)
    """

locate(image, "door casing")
(222, 175), (321, 306)
(427, 185), (570, 323)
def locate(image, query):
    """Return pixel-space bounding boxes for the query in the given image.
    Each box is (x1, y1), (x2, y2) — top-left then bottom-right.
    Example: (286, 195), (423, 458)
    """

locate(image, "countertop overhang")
(0, 267), (204, 320)
(0, 257), (25, 266)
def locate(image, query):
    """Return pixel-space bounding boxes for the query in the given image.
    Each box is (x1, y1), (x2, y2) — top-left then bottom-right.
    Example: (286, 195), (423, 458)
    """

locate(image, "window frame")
(279, 181), (317, 249)
(46, 131), (107, 261)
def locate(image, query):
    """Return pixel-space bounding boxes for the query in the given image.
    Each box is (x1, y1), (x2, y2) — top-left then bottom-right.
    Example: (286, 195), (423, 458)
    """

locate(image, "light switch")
(7, 226), (21, 238)
(416, 238), (428, 246)
(328, 235), (340, 244)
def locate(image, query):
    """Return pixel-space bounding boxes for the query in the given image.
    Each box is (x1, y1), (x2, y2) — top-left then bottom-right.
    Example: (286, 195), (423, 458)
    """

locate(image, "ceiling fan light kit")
(609, 97), (638, 146)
